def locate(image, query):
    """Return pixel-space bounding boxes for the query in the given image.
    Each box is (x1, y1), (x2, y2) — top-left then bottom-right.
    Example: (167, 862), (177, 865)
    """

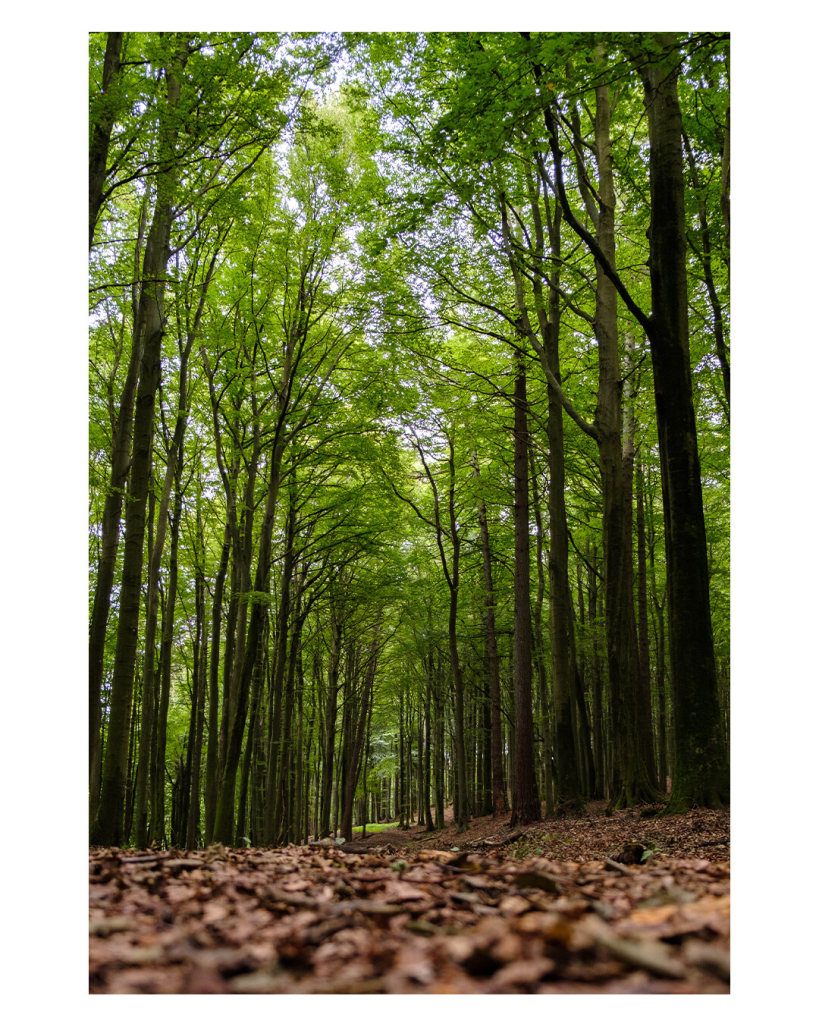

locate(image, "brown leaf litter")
(89, 804), (729, 994)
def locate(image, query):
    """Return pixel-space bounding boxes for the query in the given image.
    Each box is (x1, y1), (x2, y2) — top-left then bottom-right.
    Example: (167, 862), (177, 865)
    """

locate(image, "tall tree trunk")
(622, 336), (659, 791)
(638, 35), (729, 811)
(509, 354), (540, 826)
(433, 653), (445, 828)
(682, 129), (730, 416)
(212, 442), (285, 844)
(204, 524), (230, 846)
(635, 454), (658, 788)
(541, 284), (583, 810)
(424, 677), (434, 828)
(319, 609), (341, 838)
(472, 457), (507, 816)
(134, 312), (206, 846)
(151, 484), (180, 847)
(529, 451), (553, 811)
(89, 188), (149, 823)
(186, 561), (208, 850)
(527, 46), (661, 808)
(235, 614), (266, 847)
(341, 626), (380, 842)
(502, 167), (577, 813)
(590, 83), (658, 809)
(89, 31), (124, 250)
(587, 542), (605, 798)
(91, 38), (189, 846)
(263, 492), (296, 844)
(276, 592), (303, 844)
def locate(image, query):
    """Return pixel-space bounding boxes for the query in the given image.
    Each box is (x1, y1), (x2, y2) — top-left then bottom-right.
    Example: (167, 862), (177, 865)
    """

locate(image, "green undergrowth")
(349, 821), (399, 835)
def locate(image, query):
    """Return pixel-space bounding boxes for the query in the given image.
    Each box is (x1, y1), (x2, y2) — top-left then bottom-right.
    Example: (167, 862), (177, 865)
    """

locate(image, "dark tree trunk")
(89, 31), (124, 250)
(527, 50), (661, 809)
(683, 128), (730, 417)
(263, 493), (296, 844)
(134, 320), (201, 846)
(341, 626), (380, 842)
(473, 457), (507, 816)
(638, 36), (729, 811)
(635, 455), (658, 788)
(235, 615), (266, 847)
(587, 543), (605, 798)
(509, 355), (540, 827)
(151, 486), (180, 847)
(186, 562), (208, 850)
(275, 591), (303, 845)
(213, 442), (285, 844)
(433, 653), (445, 828)
(622, 336), (659, 791)
(89, 183), (149, 824)
(204, 525), (230, 846)
(423, 679), (434, 828)
(91, 40), (189, 846)
(542, 295), (583, 810)
(529, 452), (553, 812)
(318, 609), (341, 838)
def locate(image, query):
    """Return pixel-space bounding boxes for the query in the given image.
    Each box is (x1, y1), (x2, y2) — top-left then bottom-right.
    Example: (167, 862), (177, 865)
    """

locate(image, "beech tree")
(89, 30), (730, 851)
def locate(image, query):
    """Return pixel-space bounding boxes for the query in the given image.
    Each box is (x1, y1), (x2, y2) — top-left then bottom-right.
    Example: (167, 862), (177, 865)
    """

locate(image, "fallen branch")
(604, 857), (632, 876)
(479, 831), (523, 848)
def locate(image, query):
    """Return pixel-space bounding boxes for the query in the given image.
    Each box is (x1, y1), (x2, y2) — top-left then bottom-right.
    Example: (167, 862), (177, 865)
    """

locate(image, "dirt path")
(340, 802), (729, 862)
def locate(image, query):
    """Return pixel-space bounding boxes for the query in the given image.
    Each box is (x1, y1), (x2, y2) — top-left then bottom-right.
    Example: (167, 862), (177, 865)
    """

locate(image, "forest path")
(90, 805), (729, 994)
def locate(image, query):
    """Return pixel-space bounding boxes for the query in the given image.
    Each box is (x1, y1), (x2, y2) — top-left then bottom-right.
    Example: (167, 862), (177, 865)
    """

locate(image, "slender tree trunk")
(635, 454), (658, 788)
(89, 184), (149, 824)
(135, 331), (201, 846)
(587, 542), (605, 798)
(434, 654), (445, 828)
(542, 300), (583, 809)
(529, 452), (553, 810)
(319, 610), (341, 838)
(622, 337), (659, 792)
(235, 612), (266, 847)
(263, 494), (296, 844)
(213, 442), (285, 844)
(509, 354), (540, 826)
(91, 39), (189, 846)
(276, 594), (302, 844)
(152, 481), (181, 846)
(186, 567), (208, 849)
(473, 458), (507, 816)
(424, 678), (434, 827)
(341, 626), (380, 842)
(441, 442), (469, 831)
(204, 525), (230, 846)
(683, 130), (730, 416)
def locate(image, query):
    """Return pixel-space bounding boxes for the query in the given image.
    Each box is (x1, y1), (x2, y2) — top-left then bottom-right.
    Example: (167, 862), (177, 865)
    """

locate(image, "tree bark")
(151, 481), (181, 846)
(509, 354), (540, 826)
(341, 625), (380, 842)
(89, 32), (124, 250)
(89, 192), (149, 823)
(204, 524), (230, 846)
(91, 37), (189, 846)
(682, 130), (730, 416)
(472, 457), (508, 816)
(638, 35), (729, 811)
(263, 491), (297, 844)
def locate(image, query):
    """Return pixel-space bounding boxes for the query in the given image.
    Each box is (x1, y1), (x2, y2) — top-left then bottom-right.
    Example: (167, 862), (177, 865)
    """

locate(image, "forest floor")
(89, 801), (729, 994)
